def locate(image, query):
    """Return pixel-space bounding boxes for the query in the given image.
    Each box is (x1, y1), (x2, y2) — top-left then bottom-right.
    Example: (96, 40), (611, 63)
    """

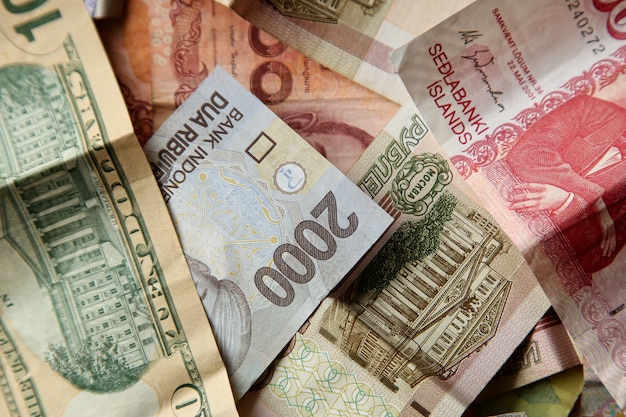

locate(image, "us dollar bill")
(142, 66), (393, 398)
(0, 1), (238, 416)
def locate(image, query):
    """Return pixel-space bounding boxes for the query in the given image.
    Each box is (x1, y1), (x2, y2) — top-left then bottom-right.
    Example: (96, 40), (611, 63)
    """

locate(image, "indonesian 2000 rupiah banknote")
(236, 101), (550, 417)
(147, 0), (400, 174)
(212, 0), (475, 104)
(0, 1), (238, 416)
(395, 0), (626, 407)
(142, 65), (394, 399)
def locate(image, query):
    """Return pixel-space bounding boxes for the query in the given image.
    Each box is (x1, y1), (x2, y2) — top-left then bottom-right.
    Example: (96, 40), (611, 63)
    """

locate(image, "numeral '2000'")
(254, 191), (358, 307)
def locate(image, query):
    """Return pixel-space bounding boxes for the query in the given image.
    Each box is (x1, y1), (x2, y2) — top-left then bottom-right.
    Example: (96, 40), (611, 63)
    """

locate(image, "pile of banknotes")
(1, 0), (625, 416)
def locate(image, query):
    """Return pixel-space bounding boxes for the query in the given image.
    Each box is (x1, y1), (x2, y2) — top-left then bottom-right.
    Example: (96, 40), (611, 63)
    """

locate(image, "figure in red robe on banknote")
(504, 95), (626, 293)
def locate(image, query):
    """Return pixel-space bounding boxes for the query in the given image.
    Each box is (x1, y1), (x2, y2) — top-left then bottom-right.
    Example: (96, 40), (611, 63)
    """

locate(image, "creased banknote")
(143, 66), (393, 398)
(0, 1), (238, 416)
(147, 0), (400, 173)
(476, 308), (581, 402)
(213, 0), (475, 104)
(236, 101), (549, 417)
(464, 366), (584, 417)
(396, 0), (626, 407)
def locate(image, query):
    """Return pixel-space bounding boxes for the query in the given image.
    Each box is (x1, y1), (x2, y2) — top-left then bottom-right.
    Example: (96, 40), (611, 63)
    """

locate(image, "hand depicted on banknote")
(509, 182), (572, 214)
(594, 197), (617, 258)
(509, 184), (617, 258)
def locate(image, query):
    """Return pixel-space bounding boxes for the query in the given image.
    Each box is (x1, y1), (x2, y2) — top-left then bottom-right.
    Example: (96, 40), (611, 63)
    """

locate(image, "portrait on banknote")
(504, 94), (626, 294)
(396, 0), (626, 406)
(185, 254), (252, 374)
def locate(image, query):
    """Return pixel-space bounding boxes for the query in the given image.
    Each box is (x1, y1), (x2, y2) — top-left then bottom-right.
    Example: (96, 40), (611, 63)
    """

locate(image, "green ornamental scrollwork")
(391, 153), (453, 216)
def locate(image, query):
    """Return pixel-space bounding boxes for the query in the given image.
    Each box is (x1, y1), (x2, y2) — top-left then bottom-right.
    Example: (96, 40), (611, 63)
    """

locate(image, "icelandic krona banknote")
(236, 101), (549, 417)
(396, 0), (626, 407)
(0, 1), (238, 416)
(143, 66), (393, 398)
(214, 0), (475, 103)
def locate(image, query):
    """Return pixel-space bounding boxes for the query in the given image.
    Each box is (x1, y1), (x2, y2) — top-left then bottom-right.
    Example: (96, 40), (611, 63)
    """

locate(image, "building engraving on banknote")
(0, 37), (212, 414)
(397, 0), (626, 405)
(317, 144), (513, 392)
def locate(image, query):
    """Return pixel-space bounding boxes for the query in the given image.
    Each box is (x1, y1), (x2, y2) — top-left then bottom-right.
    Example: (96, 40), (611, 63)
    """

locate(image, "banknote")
(477, 308), (581, 401)
(0, 1), (238, 416)
(214, 0), (475, 103)
(487, 414), (528, 417)
(96, 0), (154, 145)
(396, 0), (626, 407)
(142, 66), (393, 398)
(147, 0), (400, 174)
(84, 0), (125, 18)
(236, 101), (549, 417)
(464, 366), (584, 417)
(580, 361), (626, 417)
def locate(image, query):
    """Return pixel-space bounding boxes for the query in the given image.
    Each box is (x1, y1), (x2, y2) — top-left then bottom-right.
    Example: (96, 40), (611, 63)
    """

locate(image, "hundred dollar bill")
(0, 1), (238, 416)
(236, 101), (549, 417)
(395, 0), (626, 407)
(147, 0), (400, 173)
(214, 0), (475, 103)
(142, 66), (393, 398)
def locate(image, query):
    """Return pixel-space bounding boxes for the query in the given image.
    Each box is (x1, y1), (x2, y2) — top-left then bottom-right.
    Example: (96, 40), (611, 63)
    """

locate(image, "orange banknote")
(147, 0), (399, 174)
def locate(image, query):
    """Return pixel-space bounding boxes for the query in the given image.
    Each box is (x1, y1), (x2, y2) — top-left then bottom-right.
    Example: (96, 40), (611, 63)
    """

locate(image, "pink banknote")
(397, 0), (626, 407)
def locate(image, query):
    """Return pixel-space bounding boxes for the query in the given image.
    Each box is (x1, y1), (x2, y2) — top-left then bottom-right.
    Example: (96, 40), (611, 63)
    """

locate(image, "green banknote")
(0, 1), (238, 416)
(142, 66), (393, 399)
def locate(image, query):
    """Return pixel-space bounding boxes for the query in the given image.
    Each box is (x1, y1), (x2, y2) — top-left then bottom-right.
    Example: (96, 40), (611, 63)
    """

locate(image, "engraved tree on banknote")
(318, 153), (513, 392)
(0, 60), (159, 392)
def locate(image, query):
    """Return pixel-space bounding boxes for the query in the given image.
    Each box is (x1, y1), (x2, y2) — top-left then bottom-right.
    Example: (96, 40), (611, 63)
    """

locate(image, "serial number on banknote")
(565, 0), (607, 54)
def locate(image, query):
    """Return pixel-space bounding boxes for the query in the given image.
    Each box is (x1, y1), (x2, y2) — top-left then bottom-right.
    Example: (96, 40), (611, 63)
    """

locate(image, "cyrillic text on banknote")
(397, 0), (626, 406)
